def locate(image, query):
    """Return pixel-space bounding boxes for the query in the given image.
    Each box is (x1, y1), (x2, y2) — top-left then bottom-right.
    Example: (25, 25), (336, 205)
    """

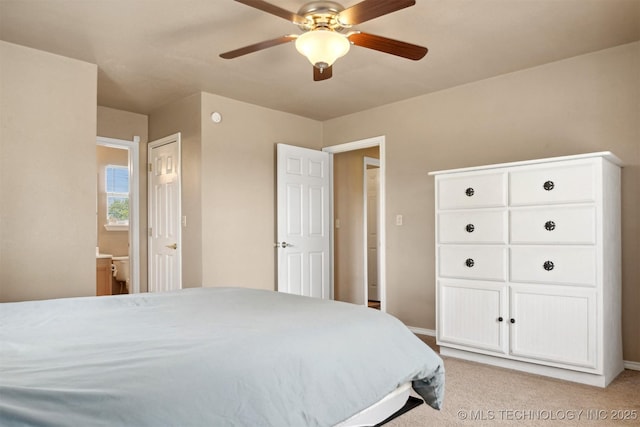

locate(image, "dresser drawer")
(438, 210), (507, 244)
(437, 172), (507, 210)
(510, 206), (596, 244)
(509, 162), (596, 206)
(439, 246), (506, 281)
(510, 247), (596, 286)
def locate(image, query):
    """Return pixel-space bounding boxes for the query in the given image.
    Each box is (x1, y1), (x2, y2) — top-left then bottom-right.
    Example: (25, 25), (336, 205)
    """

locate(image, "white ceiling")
(1, 0), (639, 121)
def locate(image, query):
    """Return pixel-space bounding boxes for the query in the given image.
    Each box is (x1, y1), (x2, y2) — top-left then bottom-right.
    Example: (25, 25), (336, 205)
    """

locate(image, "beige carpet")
(388, 336), (640, 426)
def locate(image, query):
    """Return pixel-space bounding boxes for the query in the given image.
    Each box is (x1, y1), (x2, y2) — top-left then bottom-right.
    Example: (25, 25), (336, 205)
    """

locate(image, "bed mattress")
(0, 287), (444, 426)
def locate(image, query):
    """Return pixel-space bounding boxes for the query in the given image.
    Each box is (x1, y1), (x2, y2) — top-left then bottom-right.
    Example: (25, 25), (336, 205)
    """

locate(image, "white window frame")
(105, 164), (130, 230)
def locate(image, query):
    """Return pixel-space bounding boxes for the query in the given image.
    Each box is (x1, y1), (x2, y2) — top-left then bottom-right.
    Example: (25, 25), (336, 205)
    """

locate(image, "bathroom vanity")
(96, 254), (113, 296)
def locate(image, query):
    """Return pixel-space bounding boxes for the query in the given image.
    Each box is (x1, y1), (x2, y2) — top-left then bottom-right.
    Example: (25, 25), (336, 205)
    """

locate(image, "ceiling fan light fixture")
(295, 29), (350, 69)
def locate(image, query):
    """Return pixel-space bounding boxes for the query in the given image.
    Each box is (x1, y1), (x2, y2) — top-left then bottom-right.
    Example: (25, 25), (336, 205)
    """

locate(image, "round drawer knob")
(465, 224), (475, 233)
(510, 318), (516, 324)
(543, 180), (555, 191)
(465, 258), (475, 268)
(465, 187), (475, 197)
(543, 260), (555, 271)
(544, 220), (556, 231)
(498, 316), (504, 322)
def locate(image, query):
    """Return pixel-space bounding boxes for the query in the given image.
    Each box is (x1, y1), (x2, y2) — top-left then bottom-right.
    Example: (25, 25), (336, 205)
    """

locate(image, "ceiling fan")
(220, 0), (428, 81)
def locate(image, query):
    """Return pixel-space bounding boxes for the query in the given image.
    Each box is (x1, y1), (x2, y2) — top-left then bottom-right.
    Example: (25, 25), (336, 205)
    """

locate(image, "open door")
(276, 144), (330, 299)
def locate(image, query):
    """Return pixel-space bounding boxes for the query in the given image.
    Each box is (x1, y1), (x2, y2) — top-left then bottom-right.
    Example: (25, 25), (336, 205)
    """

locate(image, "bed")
(0, 287), (444, 426)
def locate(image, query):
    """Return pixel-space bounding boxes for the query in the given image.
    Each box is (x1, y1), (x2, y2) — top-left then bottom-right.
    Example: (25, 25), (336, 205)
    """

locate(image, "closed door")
(148, 133), (182, 293)
(276, 144), (330, 299)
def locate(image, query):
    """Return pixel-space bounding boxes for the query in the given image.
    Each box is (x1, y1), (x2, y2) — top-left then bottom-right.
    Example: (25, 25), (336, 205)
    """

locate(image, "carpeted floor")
(388, 335), (640, 426)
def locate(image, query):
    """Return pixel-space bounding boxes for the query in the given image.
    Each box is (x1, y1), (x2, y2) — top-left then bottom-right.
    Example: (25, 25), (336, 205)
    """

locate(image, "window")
(106, 165), (129, 226)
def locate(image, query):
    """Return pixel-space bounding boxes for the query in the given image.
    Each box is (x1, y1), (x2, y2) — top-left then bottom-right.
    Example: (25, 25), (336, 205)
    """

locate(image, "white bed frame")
(336, 382), (413, 427)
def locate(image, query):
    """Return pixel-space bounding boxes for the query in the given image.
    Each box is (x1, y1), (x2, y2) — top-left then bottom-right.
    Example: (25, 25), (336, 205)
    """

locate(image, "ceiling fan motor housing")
(297, 1), (348, 32)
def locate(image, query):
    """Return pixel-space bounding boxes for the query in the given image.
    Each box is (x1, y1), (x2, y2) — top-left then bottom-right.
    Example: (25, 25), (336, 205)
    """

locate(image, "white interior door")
(148, 133), (182, 293)
(276, 144), (330, 299)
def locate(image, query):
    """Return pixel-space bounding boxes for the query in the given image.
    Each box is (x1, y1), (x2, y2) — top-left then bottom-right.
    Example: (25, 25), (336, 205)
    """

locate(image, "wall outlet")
(396, 214), (403, 226)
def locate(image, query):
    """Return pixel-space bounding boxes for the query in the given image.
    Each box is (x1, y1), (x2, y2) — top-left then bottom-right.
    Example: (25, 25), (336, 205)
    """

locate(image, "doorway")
(364, 157), (380, 308)
(323, 136), (386, 312)
(274, 136), (386, 310)
(96, 136), (140, 294)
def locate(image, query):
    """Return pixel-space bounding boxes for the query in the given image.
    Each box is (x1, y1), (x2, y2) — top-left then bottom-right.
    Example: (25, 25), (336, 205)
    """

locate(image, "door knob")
(274, 242), (293, 248)
(166, 243), (177, 250)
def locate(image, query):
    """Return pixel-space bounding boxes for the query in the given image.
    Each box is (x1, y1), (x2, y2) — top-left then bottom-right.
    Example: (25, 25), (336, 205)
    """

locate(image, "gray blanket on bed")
(0, 287), (444, 426)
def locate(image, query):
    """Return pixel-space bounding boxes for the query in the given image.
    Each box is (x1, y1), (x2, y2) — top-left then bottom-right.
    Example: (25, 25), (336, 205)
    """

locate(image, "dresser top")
(428, 151), (622, 176)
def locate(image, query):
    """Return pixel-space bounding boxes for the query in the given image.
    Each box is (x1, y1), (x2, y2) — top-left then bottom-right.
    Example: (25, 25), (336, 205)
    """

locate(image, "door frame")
(363, 156), (381, 303)
(96, 135), (141, 294)
(147, 133), (183, 292)
(323, 135), (386, 312)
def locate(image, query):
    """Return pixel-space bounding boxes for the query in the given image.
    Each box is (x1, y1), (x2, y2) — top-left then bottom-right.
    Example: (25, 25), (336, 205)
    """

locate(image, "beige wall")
(323, 42), (640, 362)
(333, 147), (379, 304)
(0, 41), (97, 301)
(149, 92), (323, 290)
(199, 92), (323, 290)
(149, 93), (202, 288)
(97, 106), (149, 292)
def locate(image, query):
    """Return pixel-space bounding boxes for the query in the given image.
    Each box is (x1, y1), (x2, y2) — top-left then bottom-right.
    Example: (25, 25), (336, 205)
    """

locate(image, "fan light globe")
(295, 29), (350, 69)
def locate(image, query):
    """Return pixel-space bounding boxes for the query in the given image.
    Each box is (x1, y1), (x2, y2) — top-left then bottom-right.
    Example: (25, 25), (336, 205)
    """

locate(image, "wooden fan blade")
(338, 0), (415, 26)
(220, 35), (297, 59)
(348, 32), (427, 60)
(313, 65), (333, 81)
(234, 0), (307, 25)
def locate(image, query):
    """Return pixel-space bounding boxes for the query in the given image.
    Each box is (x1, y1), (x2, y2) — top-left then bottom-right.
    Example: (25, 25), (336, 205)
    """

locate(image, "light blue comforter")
(0, 288), (444, 426)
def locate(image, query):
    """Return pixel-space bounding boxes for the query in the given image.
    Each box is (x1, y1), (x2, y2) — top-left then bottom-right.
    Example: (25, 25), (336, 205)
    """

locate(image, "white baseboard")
(408, 326), (435, 337)
(624, 360), (640, 371)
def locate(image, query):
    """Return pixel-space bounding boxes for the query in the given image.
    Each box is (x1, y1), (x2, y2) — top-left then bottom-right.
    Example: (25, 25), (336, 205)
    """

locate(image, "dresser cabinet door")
(437, 172), (507, 210)
(509, 162), (596, 206)
(509, 286), (596, 368)
(438, 210), (507, 244)
(510, 246), (596, 286)
(510, 206), (596, 244)
(439, 246), (507, 281)
(438, 281), (508, 354)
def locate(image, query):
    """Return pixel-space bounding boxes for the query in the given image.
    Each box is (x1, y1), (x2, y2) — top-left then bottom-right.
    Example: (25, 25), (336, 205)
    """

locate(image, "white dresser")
(429, 152), (623, 387)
